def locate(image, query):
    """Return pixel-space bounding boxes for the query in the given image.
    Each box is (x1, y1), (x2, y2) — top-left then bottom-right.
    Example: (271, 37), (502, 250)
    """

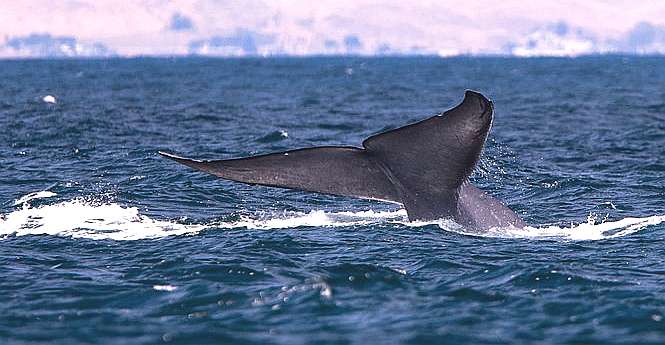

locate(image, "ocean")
(1, 57), (664, 344)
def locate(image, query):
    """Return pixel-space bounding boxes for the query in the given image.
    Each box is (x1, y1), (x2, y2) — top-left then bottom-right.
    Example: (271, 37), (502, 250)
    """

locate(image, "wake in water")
(1, 198), (208, 241)
(1, 192), (663, 241)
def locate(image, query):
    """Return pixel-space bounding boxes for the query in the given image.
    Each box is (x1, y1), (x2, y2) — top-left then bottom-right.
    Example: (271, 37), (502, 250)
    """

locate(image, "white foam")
(42, 95), (57, 104)
(221, 209), (408, 230)
(1, 193), (662, 241)
(455, 215), (665, 240)
(0, 197), (407, 241)
(0, 199), (208, 241)
(153, 285), (177, 292)
(13, 191), (57, 206)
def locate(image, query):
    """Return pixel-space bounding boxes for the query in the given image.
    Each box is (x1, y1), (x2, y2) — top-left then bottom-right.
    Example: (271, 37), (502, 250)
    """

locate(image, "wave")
(1, 197), (208, 241)
(1, 192), (662, 241)
(460, 216), (665, 240)
(13, 191), (57, 206)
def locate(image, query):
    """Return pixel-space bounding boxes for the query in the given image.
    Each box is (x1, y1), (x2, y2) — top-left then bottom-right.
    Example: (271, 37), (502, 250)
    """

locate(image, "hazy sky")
(2, 1), (665, 56)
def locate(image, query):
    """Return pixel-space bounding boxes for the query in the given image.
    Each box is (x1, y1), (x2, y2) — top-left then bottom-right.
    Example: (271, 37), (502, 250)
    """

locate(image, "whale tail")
(159, 90), (522, 227)
(158, 147), (400, 203)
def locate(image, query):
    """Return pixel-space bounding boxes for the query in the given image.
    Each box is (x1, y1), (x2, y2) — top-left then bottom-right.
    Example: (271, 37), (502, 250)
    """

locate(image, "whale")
(160, 90), (526, 230)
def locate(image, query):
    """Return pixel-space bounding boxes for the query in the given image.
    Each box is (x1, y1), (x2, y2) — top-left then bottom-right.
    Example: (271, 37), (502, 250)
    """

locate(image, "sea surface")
(1, 57), (664, 344)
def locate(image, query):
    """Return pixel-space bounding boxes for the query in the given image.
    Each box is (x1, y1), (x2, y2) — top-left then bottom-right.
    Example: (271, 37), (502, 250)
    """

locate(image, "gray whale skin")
(160, 90), (526, 231)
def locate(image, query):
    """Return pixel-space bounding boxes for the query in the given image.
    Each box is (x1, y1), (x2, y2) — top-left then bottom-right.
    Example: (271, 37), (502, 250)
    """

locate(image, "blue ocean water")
(1, 57), (664, 344)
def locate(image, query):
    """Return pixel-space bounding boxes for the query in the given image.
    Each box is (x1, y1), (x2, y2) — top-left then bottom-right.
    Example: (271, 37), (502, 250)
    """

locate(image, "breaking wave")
(1, 192), (662, 241)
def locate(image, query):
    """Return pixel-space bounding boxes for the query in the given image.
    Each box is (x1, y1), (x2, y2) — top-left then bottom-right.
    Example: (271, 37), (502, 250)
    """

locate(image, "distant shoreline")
(1, 53), (665, 61)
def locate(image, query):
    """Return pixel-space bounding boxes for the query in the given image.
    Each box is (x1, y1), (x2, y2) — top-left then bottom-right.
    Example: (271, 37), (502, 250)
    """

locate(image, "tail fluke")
(158, 148), (400, 203)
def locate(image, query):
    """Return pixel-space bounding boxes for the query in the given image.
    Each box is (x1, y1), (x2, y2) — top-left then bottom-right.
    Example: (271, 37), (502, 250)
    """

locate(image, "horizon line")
(2, 52), (665, 61)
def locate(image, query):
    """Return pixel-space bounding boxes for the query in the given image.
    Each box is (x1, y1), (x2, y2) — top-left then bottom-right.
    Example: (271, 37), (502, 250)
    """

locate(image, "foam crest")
(1, 199), (208, 241)
(1, 192), (662, 241)
(0, 194), (407, 240)
(459, 215), (665, 240)
(223, 209), (408, 230)
(13, 191), (57, 206)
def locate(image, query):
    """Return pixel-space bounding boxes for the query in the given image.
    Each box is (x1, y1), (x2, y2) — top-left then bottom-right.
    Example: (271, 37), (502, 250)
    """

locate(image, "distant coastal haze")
(2, 1), (665, 58)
